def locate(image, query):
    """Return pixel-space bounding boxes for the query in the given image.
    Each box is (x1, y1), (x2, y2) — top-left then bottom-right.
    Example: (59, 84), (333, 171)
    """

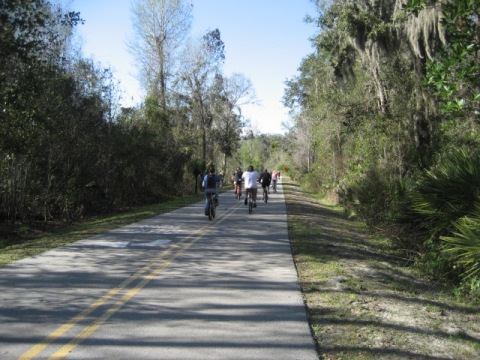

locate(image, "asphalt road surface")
(0, 181), (318, 359)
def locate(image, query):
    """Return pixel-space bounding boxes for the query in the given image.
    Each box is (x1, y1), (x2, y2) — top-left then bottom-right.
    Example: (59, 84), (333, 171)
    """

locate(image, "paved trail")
(0, 182), (318, 360)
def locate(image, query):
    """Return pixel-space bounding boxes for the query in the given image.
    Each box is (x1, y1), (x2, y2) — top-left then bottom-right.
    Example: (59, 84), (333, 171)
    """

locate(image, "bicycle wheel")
(207, 197), (213, 221)
(264, 189), (268, 203)
(248, 197), (253, 214)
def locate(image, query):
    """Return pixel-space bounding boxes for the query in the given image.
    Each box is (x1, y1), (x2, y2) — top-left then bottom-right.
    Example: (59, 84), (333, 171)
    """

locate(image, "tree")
(283, 0), (480, 296)
(129, 0), (192, 110)
(0, 0), (86, 221)
(210, 73), (255, 177)
(404, 0), (480, 122)
(176, 29), (225, 166)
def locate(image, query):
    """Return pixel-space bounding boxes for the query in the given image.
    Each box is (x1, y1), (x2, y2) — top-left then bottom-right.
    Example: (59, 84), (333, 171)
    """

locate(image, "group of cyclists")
(201, 166), (281, 216)
(232, 166), (280, 207)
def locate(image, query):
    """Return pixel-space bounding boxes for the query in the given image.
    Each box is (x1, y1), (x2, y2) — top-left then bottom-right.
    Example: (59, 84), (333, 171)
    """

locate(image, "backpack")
(261, 172), (271, 186)
(206, 174), (216, 188)
(234, 171), (243, 182)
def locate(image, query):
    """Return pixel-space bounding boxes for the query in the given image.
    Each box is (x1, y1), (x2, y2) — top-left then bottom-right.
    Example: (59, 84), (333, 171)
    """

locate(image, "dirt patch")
(284, 181), (480, 360)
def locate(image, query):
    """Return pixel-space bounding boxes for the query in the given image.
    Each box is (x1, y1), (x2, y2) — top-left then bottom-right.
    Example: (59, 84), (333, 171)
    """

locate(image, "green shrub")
(338, 166), (398, 226)
(402, 149), (480, 289)
(453, 276), (480, 305)
(337, 149), (480, 299)
(442, 212), (480, 280)
(414, 238), (461, 283)
(303, 171), (324, 194)
(409, 149), (480, 239)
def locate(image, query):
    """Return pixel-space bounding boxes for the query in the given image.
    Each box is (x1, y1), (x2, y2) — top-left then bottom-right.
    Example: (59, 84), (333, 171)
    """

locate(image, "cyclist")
(241, 165), (260, 208)
(232, 167), (243, 198)
(202, 167), (221, 215)
(272, 170), (279, 192)
(260, 168), (272, 200)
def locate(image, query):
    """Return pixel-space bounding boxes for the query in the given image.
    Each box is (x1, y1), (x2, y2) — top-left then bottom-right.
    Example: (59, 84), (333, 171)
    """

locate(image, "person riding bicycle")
(241, 165), (260, 208)
(260, 168), (272, 199)
(272, 170), (279, 191)
(202, 167), (221, 215)
(232, 167), (243, 198)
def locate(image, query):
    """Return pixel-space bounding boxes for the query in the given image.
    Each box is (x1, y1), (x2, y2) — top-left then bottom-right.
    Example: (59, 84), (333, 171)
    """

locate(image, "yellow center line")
(20, 200), (239, 360)
(48, 228), (209, 359)
(18, 222), (210, 360)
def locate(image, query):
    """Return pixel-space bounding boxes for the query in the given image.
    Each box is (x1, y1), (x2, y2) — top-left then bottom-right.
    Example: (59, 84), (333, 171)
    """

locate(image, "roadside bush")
(338, 166), (396, 226)
(442, 212), (480, 282)
(338, 149), (480, 294)
(408, 149), (480, 239)
(303, 171), (324, 194)
(454, 276), (480, 304)
(399, 149), (480, 289)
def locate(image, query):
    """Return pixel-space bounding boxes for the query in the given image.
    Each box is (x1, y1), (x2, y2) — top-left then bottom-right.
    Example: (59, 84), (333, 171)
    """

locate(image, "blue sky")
(72, 0), (317, 134)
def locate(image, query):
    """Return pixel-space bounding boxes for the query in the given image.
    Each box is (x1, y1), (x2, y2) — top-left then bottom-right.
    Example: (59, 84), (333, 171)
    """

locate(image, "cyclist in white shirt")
(241, 165), (260, 208)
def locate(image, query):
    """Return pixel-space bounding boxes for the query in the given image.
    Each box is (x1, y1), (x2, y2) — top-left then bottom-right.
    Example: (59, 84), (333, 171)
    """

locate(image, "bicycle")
(247, 191), (254, 214)
(206, 192), (216, 221)
(262, 186), (268, 203)
(234, 181), (242, 200)
(272, 179), (277, 193)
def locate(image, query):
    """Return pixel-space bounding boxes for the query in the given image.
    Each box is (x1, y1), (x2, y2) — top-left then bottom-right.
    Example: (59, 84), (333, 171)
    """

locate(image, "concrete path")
(0, 181), (318, 359)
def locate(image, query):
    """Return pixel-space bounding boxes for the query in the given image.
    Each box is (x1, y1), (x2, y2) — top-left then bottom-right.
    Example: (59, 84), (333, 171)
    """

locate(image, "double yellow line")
(19, 204), (239, 360)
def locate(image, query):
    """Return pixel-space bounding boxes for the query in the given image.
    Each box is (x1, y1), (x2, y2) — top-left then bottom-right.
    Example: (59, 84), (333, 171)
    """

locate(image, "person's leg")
(243, 189), (253, 205)
(252, 188), (257, 207)
(204, 192), (209, 214)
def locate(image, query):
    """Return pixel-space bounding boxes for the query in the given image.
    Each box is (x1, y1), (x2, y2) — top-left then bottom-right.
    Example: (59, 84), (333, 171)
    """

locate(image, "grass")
(283, 179), (480, 360)
(0, 193), (204, 267)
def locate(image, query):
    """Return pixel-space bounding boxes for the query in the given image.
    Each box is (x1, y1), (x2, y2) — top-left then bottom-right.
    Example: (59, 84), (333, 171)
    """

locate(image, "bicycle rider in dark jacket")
(260, 169), (272, 198)
(202, 167), (221, 215)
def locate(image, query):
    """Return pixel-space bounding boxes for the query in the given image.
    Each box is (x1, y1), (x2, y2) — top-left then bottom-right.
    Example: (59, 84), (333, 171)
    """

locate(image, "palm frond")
(442, 213), (480, 279)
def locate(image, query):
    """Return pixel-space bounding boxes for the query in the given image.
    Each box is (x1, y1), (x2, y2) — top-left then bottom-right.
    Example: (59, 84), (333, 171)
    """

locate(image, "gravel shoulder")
(284, 180), (480, 360)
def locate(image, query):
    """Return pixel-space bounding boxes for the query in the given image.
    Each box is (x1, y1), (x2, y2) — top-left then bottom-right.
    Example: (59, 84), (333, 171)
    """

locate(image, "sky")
(71, 0), (317, 134)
